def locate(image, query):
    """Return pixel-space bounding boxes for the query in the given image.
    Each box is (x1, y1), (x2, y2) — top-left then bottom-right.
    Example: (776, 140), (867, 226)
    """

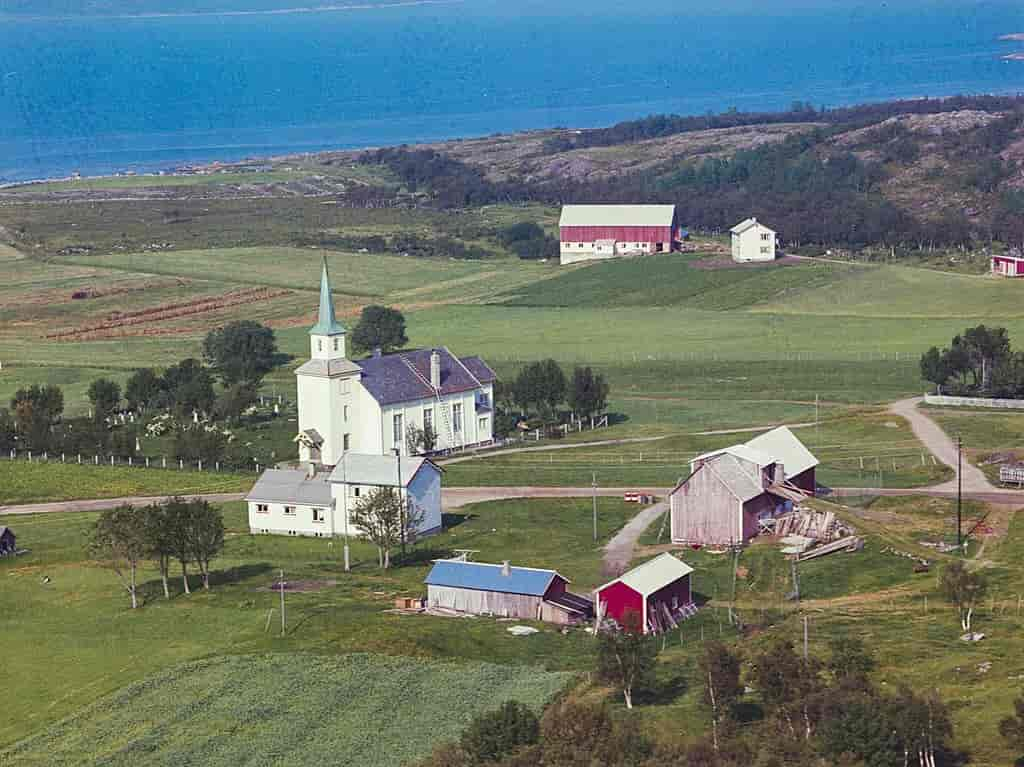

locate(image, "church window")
(343, 433), (350, 451)
(317, 339), (323, 352)
(452, 403), (462, 432)
(343, 405), (349, 421)
(393, 413), (403, 447)
(333, 337), (339, 351)
(354, 487), (360, 497)
(479, 417), (488, 434)
(423, 408), (433, 431)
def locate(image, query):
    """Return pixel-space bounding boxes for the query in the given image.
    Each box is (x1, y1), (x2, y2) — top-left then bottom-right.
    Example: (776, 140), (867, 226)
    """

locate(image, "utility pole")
(279, 569), (286, 637)
(815, 393), (820, 447)
(395, 448), (406, 559)
(592, 472), (598, 542)
(803, 615), (809, 660)
(957, 435), (963, 549)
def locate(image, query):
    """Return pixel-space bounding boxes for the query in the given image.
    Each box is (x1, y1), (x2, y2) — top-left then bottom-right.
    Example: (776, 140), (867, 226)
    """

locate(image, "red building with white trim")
(992, 255), (1024, 277)
(595, 553), (694, 634)
(559, 205), (679, 264)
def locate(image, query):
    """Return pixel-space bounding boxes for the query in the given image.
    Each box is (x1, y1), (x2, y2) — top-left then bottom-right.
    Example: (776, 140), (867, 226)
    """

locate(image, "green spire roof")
(309, 257), (346, 336)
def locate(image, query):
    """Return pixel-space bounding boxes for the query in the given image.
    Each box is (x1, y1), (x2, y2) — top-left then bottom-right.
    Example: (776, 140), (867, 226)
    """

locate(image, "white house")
(730, 217), (777, 262)
(245, 454), (442, 539)
(295, 259), (496, 467)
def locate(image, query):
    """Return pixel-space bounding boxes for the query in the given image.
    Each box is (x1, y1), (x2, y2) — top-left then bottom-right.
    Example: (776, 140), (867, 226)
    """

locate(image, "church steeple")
(309, 257), (346, 337)
(308, 257), (346, 360)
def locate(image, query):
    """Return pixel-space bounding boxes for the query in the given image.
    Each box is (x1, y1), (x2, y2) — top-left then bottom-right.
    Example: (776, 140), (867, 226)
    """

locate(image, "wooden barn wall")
(789, 468), (816, 495)
(427, 585), (543, 619)
(647, 575), (692, 617)
(538, 602), (578, 625)
(741, 493), (777, 540)
(670, 467), (742, 545)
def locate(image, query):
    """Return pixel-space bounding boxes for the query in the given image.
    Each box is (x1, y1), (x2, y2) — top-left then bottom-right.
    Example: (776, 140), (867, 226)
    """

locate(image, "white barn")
(730, 218), (777, 262)
(296, 259), (496, 466)
(246, 454), (442, 539)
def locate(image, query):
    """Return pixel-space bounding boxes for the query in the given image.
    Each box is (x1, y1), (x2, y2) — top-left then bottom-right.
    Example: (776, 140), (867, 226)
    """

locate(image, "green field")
(2, 654), (571, 767)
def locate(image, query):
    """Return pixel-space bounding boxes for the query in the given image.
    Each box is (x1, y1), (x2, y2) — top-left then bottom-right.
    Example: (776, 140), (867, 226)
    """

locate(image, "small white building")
(730, 217), (777, 262)
(245, 454), (442, 539)
(296, 259), (496, 466)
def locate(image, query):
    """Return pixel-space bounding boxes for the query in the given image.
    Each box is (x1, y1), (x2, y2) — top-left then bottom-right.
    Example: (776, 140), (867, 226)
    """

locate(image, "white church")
(245, 259), (497, 540)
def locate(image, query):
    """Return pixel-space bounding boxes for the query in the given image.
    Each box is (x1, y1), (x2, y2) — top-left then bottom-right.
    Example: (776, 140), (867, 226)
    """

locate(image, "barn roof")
(559, 204), (676, 228)
(745, 426), (818, 478)
(693, 444), (776, 470)
(424, 560), (565, 597)
(356, 347), (496, 406)
(245, 469), (332, 506)
(598, 553), (693, 597)
(704, 453), (766, 502)
(328, 453), (437, 487)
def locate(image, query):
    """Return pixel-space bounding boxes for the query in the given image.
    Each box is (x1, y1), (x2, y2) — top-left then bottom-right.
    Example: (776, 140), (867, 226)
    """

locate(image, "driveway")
(0, 492), (247, 516)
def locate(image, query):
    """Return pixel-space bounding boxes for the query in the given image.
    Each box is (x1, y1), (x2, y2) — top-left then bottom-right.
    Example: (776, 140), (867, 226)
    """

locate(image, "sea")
(2, 0), (1024, 183)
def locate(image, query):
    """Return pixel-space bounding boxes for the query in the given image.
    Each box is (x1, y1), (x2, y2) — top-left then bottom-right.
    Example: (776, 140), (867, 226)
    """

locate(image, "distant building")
(245, 454), (442, 539)
(424, 559), (593, 624)
(559, 204), (680, 265)
(0, 526), (15, 556)
(670, 427), (818, 546)
(296, 258), (497, 465)
(730, 217), (777, 262)
(991, 254), (1024, 277)
(595, 552), (694, 634)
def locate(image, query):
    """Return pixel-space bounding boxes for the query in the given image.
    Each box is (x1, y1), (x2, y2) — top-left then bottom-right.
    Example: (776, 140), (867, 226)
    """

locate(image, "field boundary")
(924, 393), (1024, 410)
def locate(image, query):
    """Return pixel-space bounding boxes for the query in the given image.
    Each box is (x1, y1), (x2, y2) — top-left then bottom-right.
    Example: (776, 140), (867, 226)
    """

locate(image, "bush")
(460, 701), (539, 763)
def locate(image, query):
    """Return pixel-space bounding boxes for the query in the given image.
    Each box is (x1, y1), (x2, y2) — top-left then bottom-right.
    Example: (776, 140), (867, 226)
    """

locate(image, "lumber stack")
(773, 508), (854, 542)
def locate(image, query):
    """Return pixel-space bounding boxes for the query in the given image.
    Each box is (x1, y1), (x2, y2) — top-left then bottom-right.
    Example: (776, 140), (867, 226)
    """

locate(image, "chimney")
(501, 560), (511, 577)
(430, 349), (441, 389)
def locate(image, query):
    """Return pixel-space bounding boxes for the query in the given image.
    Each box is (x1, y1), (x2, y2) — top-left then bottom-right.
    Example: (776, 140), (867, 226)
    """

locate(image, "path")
(0, 492), (246, 516)
(888, 396), (998, 494)
(602, 500), (669, 574)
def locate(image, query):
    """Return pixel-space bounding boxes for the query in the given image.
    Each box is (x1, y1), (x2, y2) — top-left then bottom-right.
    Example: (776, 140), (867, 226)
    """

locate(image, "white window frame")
(312, 508), (325, 523)
(255, 503), (269, 513)
(284, 506), (296, 516)
(393, 413), (403, 447)
(452, 403), (462, 432)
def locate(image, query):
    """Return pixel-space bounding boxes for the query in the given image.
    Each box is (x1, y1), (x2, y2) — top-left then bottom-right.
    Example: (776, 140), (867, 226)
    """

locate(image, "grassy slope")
(0, 497), (630, 746)
(2, 654), (571, 767)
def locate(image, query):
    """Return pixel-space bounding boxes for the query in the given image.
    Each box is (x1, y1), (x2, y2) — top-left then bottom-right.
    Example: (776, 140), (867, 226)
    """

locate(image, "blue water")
(2, 0), (1024, 182)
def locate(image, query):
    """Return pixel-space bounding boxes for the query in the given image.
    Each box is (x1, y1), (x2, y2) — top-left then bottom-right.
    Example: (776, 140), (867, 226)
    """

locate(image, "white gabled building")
(558, 204), (680, 265)
(730, 217), (777, 262)
(295, 259), (496, 467)
(246, 454), (442, 539)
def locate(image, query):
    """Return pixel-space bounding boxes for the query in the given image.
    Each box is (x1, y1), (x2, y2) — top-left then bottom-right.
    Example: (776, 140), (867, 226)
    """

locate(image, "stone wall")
(924, 394), (1024, 409)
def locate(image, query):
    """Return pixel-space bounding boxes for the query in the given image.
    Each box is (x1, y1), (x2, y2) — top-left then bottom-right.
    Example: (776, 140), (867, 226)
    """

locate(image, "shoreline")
(999, 33), (1024, 41)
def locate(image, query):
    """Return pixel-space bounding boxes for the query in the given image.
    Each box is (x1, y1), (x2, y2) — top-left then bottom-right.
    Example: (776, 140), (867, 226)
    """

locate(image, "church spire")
(309, 257), (346, 336)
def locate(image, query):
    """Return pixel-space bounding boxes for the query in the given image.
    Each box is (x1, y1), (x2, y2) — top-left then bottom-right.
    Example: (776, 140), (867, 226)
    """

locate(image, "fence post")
(146, 457), (150, 468)
(215, 461), (220, 472)
(95, 455), (99, 465)
(198, 459), (203, 472)
(77, 453), (81, 464)
(162, 456), (166, 469)
(256, 463), (261, 473)
(111, 455), (115, 466)
(28, 451), (32, 462)
(61, 453), (65, 463)
(179, 459), (183, 471)
(128, 456), (132, 467)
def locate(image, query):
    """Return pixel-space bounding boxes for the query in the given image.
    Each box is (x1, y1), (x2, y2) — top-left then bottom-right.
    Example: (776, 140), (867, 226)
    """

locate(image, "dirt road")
(0, 493), (247, 516)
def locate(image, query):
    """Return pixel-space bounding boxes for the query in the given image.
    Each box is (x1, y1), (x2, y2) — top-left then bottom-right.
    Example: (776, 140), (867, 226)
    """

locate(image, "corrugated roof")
(425, 560), (563, 596)
(245, 469), (332, 506)
(559, 204), (676, 228)
(745, 426), (818, 478)
(357, 347), (496, 406)
(692, 444), (775, 470)
(705, 454), (766, 502)
(599, 553), (693, 597)
(328, 453), (433, 487)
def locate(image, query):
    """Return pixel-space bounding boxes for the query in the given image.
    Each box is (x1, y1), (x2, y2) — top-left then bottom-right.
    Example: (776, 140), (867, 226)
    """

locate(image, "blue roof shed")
(424, 560), (566, 597)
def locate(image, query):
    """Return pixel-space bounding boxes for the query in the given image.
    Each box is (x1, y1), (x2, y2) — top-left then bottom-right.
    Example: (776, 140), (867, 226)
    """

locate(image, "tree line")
(90, 497), (225, 609)
(493, 360), (609, 436)
(920, 324), (1024, 398)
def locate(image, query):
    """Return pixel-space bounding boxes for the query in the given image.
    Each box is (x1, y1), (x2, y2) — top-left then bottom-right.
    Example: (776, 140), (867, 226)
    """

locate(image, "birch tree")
(939, 560), (987, 632)
(90, 505), (148, 609)
(700, 641), (743, 753)
(596, 609), (657, 710)
(164, 496), (195, 594)
(187, 500), (225, 590)
(144, 501), (175, 599)
(350, 487), (403, 569)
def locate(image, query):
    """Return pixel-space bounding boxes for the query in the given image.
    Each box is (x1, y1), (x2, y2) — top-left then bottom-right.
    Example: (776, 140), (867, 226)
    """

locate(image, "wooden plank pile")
(773, 508), (855, 542)
(797, 536), (864, 562)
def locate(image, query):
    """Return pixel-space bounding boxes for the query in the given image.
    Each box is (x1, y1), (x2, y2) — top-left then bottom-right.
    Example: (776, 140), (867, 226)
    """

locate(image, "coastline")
(999, 33), (1024, 41)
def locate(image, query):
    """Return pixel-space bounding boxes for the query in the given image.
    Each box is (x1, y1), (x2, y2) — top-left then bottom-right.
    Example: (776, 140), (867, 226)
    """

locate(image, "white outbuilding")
(245, 454), (442, 539)
(730, 217), (777, 262)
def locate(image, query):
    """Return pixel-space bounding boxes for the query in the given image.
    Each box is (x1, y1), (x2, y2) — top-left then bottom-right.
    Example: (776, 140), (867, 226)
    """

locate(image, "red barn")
(559, 205), (679, 264)
(992, 255), (1024, 277)
(595, 553), (694, 634)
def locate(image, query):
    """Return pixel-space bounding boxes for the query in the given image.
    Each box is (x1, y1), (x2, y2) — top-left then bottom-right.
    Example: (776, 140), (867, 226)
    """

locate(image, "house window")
(312, 508), (325, 523)
(423, 408), (433, 431)
(343, 405), (349, 421)
(354, 487), (361, 497)
(479, 417), (488, 434)
(284, 506), (296, 516)
(760, 246), (770, 254)
(255, 504), (269, 513)
(761, 232), (770, 241)
(393, 413), (403, 447)
(452, 403), (462, 432)
(343, 433), (350, 451)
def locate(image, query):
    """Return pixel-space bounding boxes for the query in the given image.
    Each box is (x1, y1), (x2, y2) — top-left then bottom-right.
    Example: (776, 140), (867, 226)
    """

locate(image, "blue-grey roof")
(309, 258), (346, 337)
(246, 468), (332, 506)
(357, 347), (497, 406)
(424, 560), (564, 597)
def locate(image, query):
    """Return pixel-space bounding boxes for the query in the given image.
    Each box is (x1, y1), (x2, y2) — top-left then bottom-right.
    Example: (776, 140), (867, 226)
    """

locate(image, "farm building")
(595, 553), (695, 634)
(991, 254), (1024, 277)
(1000, 463), (1024, 485)
(246, 454), (442, 539)
(0, 526), (15, 556)
(295, 258), (496, 467)
(670, 427), (818, 546)
(558, 204), (680, 264)
(730, 217), (777, 262)
(424, 559), (593, 624)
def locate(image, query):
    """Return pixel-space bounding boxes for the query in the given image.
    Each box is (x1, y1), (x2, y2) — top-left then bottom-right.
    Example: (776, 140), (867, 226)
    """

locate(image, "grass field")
(0, 461), (252, 505)
(1, 654), (572, 767)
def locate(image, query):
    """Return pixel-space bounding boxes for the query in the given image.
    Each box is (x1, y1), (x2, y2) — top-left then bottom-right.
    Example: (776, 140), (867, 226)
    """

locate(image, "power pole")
(803, 615), (809, 661)
(957, 435), (963, 549)
(279, 569), (286, 637)
(592, 472), (598, 542)
(395, 448), (406, 559)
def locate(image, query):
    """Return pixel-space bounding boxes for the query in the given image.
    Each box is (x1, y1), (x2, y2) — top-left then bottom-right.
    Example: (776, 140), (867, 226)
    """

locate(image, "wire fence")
(0, 449), (262, 475)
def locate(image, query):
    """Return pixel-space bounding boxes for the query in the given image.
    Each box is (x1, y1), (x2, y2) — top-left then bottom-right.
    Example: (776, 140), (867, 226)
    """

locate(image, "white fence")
(924, 394), (1024, 410)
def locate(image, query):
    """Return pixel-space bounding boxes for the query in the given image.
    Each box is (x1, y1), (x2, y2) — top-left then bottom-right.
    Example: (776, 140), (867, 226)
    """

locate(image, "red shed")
(595, 553), (694, 634)
(992, 255), (1024, 277)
